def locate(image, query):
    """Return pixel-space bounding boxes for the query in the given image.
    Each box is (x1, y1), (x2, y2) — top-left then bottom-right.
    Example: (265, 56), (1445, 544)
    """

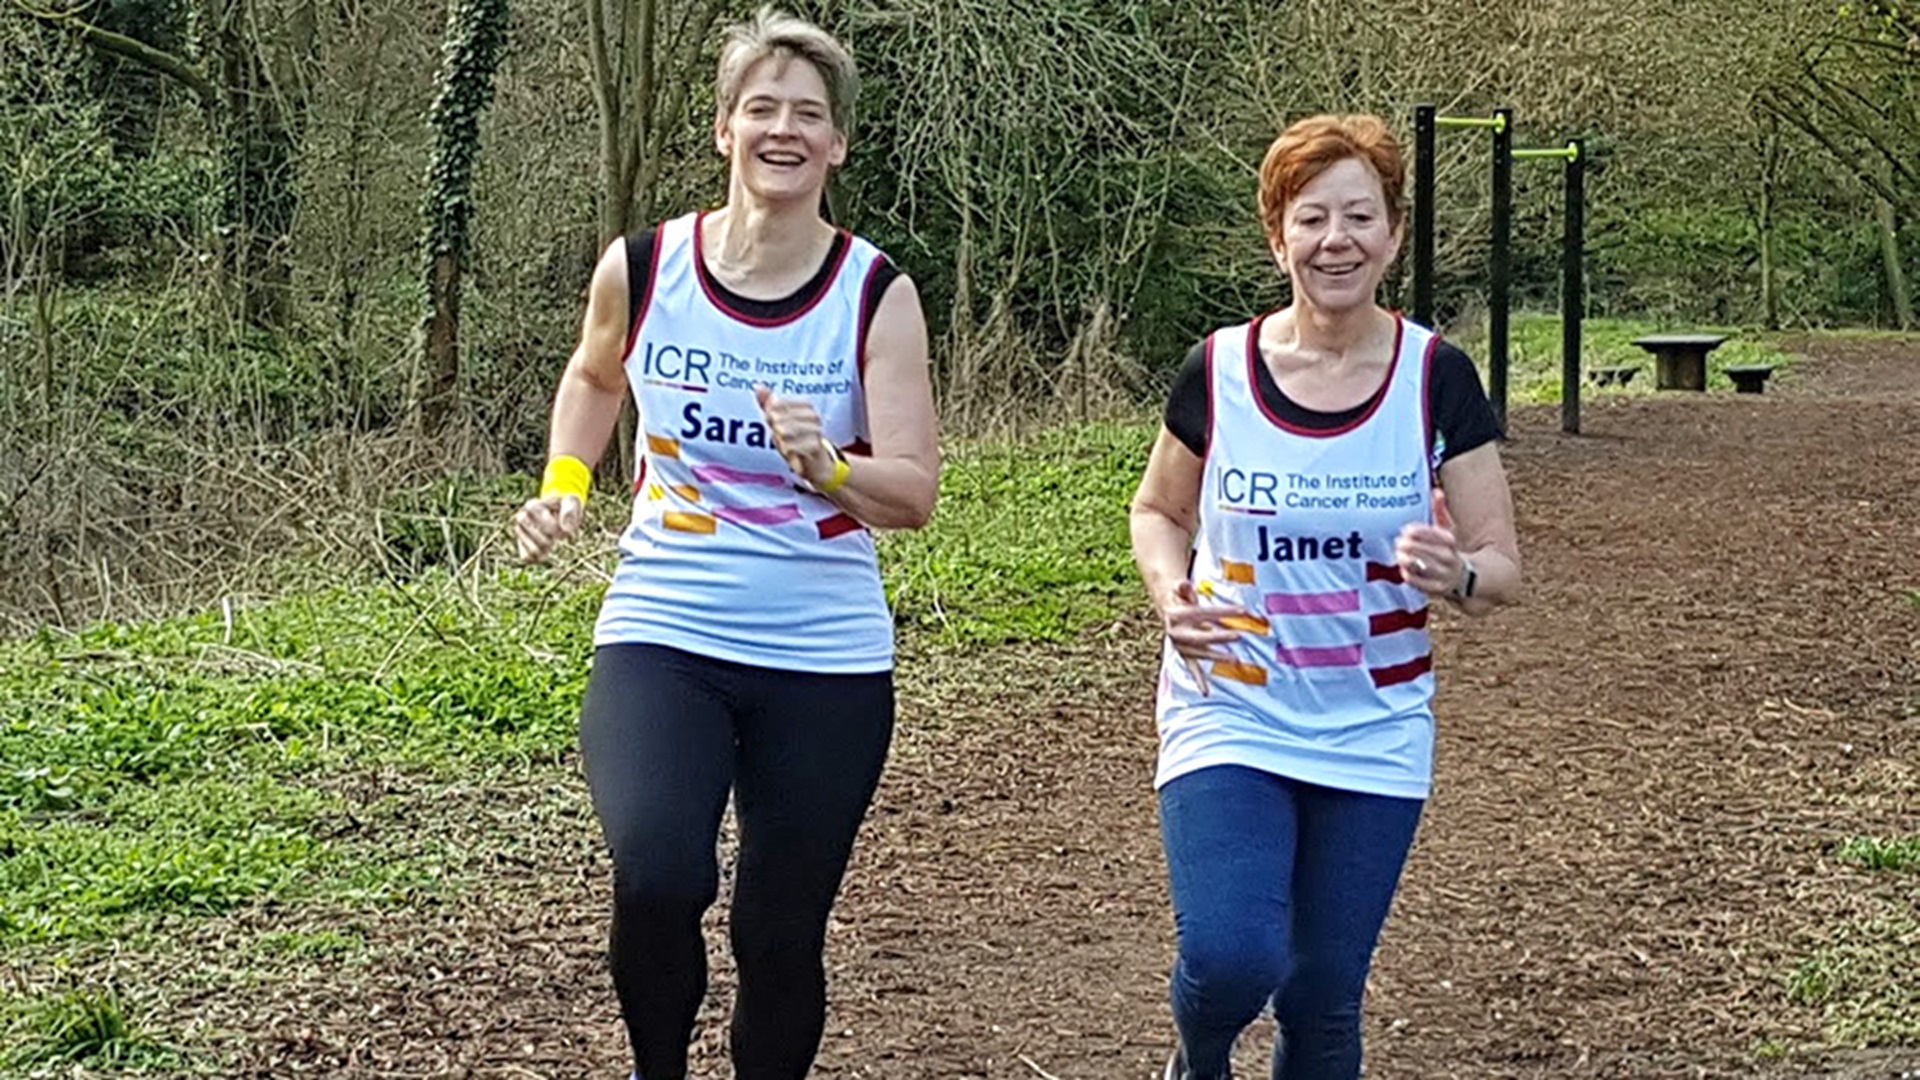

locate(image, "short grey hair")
(715, 7), (859, 134)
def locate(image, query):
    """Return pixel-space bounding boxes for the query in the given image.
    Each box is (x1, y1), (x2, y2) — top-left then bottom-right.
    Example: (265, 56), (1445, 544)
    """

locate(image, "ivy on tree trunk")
(414, 0), (509, 434)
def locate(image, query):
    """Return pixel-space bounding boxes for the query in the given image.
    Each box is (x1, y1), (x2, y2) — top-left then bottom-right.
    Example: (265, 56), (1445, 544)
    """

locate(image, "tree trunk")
(225, 99), (299, 331)
(588, 0), (720, 242)
(586, 0), (719, 477)
(1757, 118), (1780, 330)
(412, 0), (511, 434)
(1876, 195), (1914, 330)
(213, 0), (301, 331)
(1758, 186), (1777, 331)
(419, 251), (461, 433)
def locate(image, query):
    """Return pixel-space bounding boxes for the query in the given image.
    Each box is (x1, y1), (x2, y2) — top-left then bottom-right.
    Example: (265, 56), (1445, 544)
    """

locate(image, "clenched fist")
(755, 384), (838, 488)
(513, 494), (582, 564)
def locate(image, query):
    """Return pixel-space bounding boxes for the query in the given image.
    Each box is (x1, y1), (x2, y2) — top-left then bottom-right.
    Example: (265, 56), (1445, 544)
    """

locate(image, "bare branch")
(15, 1), (218, 105)
(1757, 88), (1907, 207)
(1788, 71), (1920, 194)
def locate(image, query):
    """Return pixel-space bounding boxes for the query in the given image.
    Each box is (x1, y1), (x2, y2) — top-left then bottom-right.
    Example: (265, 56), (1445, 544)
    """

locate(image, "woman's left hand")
(1394, 490), (1469, 597)
(756, 384), (837, 488)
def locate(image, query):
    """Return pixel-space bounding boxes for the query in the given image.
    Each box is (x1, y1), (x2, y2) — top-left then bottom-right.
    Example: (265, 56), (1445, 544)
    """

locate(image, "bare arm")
(1396, 441), (1522, 616)
(1129, 428), (1205, 611)
(1129, 428), (1246, 693)
(512, 238), (630, 562)
(549, 238), (632, 466)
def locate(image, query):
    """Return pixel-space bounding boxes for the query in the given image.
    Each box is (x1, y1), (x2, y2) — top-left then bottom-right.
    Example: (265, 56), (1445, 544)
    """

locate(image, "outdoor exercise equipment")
(1512, 140), (1585, 434)
(1411, 106), (1589, 434)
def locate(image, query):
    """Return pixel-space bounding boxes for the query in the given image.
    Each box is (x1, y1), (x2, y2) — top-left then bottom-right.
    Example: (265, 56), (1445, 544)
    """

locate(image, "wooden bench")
(1724, 364), (1775, 394)
(1589, 365), (1639, 387)
(1631, 333), (1729, 392)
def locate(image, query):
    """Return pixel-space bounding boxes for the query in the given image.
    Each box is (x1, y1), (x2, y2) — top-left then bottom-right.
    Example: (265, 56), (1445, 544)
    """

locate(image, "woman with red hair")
(1129, 114), (1521, 1079)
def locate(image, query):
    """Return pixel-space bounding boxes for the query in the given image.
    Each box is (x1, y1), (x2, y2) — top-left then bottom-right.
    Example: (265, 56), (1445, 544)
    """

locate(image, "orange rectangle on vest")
(1211, 660), (1269, 686)
(672, 484), (701, 502)
(1219, 613), (1271, 636)
(646, 434), (681, 457)
(663, 511), (716, 534)
(1222, 560), (1255, 584)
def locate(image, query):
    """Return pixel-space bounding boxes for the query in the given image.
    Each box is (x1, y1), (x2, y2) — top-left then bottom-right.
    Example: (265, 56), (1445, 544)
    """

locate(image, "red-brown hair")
(1257, 114), (1406, 245)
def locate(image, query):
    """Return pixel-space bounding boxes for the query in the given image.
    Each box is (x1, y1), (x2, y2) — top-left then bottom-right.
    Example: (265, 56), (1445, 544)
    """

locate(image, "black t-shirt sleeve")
(861, 254), (901, 342)
(1163, 339), (1211, 456)
(1429, 341), (1503, 463)
(624, 226), (659, 337)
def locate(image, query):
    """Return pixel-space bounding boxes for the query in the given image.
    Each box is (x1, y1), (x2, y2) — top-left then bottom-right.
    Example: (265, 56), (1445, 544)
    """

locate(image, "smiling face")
(715, 54), (847, 208)
(1274, 156), (1403, 314)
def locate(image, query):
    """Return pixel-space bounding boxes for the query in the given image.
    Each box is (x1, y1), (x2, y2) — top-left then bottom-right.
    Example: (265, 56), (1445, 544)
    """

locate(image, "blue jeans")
(1159, 765), (1424, 1080)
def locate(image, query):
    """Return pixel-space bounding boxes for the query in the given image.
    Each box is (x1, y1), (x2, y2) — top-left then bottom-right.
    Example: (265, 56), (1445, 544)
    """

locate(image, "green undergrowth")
(0, 573), (607, 950)
(0, 570), (609, 1072)
(1838, 835), (1920, 874)
(1767, 833), (1920, 1054)
(882, 419), (1152, 646)
(1, 988), (181, 1074)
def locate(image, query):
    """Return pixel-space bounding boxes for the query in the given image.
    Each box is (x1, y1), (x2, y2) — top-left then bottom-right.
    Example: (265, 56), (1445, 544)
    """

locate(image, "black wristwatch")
(1449, 555), (1478, 601)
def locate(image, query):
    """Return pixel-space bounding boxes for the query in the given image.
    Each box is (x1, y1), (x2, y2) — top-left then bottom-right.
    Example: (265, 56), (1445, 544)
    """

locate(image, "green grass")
(1775, 832), (1920, 1051)
(0, 568), (608, 1072)
(1839, 835), (1920, 873)
(255, 928), (366, 960)
(3, 989), (177, 1071)
(1449, 313), (1802, 405)
(0, 425), (1155, 957)
(0, 573), (607, 950)
(1786, 916), (1920, 1046)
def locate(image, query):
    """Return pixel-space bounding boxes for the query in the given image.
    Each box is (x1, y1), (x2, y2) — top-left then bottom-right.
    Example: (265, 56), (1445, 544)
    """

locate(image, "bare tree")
(587, 0), (721, 243)
(1755, 2), (1918, 326)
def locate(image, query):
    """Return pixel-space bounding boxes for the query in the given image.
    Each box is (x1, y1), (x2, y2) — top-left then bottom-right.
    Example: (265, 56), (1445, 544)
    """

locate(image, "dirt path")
(215, 336), (1920, 1080)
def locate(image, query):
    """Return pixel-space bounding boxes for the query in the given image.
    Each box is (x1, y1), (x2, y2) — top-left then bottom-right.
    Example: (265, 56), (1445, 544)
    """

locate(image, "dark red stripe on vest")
(816, 513), (865, 540)
(1369, 608), (1430, 636)
(1369, 654), (1433, 689)
(1365, 561), (1404, 584)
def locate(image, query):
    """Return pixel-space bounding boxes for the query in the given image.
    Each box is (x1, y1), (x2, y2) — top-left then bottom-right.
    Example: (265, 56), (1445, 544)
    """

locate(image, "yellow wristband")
(540, 455), (592, 506)
(817, 447), (852, 495)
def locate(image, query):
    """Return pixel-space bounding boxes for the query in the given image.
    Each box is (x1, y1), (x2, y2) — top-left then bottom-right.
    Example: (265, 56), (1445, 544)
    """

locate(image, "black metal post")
(1561, 139), (1586, 436)
(1489, 107), (1512, 434)
(1412, 105), (1436, 326)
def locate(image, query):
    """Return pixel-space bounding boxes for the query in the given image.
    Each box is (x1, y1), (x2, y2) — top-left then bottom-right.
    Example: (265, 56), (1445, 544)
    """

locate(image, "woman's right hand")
(1158, 580), (1248, 696)
(513, 495), (582, 564)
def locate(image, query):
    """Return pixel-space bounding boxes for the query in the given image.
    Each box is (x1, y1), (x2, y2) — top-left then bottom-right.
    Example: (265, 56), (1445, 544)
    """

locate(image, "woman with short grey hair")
(511, 8), (939, 1078)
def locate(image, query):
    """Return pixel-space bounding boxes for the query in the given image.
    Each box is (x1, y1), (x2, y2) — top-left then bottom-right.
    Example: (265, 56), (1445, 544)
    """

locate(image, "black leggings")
(578, 644), (894, 1080)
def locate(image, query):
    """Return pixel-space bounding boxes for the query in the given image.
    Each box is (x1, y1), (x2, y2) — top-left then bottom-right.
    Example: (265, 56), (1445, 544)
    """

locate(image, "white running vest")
(593, 212), (895, 673)
(1155, 315), (1442, 799)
